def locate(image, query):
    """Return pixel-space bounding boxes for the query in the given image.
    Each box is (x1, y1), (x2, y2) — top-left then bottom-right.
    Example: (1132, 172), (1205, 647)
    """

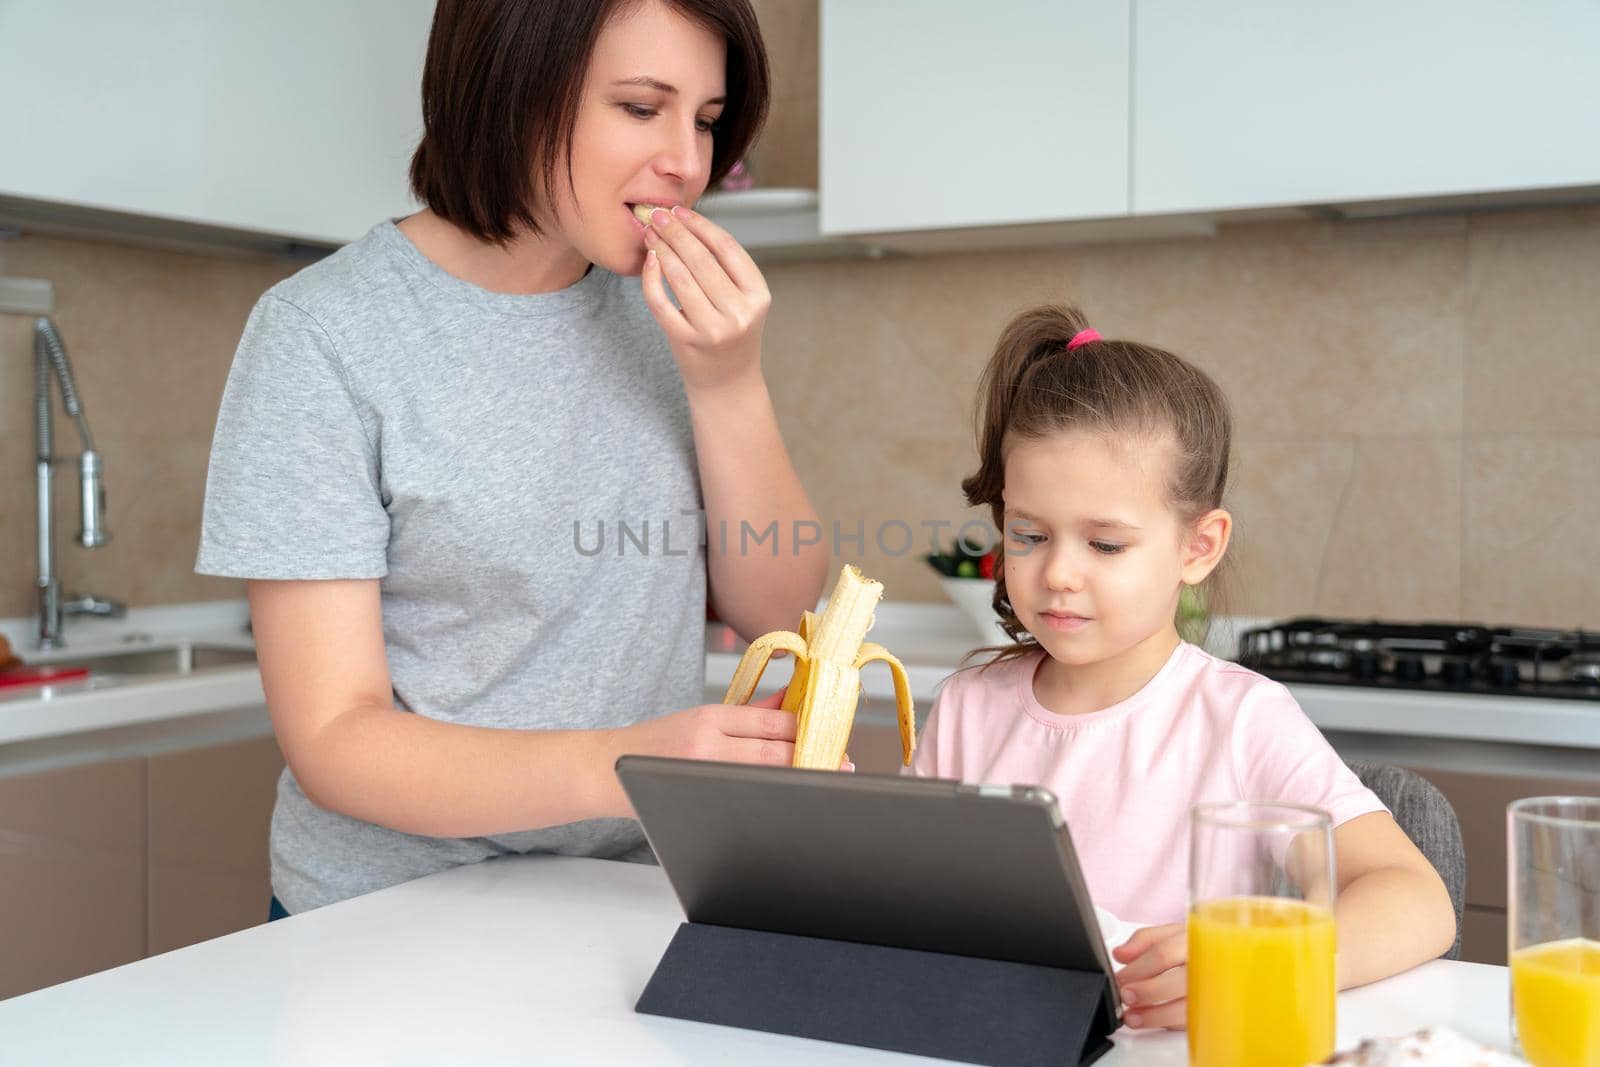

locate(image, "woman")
(198, 0), (827, 916)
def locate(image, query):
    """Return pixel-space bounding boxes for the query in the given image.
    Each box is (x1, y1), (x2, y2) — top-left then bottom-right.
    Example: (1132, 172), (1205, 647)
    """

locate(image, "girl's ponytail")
(961, 305), (1092, 515)
(960, 306), (1094, 654)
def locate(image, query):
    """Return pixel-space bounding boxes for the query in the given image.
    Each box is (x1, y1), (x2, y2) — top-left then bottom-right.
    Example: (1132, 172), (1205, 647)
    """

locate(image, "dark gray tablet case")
(617, 756), (1120, 1066)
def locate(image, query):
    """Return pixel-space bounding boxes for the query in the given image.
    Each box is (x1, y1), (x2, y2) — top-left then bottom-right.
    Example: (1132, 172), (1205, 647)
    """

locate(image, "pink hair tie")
(1067, 328), (1102, 350)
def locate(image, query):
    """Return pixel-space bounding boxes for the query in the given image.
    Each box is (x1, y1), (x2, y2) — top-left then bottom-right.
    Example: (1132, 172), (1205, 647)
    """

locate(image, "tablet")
(616, 755), (1118, 1011)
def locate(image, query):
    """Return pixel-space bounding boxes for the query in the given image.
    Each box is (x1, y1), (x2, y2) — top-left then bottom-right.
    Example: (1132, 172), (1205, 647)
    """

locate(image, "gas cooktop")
(1236, 618), (1600, 703)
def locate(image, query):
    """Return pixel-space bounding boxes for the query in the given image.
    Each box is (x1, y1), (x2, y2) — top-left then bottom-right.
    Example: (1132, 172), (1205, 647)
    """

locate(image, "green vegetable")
(1177, 584), (1209, 644)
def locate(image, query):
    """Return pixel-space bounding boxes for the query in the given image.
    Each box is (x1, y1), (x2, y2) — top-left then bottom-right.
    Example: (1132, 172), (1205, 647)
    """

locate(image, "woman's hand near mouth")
(636, 203), (829, 646)
(638, 205), (771, 392)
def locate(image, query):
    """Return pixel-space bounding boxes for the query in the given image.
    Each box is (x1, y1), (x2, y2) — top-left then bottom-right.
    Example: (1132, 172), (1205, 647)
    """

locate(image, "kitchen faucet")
(34, 317), (123, 649)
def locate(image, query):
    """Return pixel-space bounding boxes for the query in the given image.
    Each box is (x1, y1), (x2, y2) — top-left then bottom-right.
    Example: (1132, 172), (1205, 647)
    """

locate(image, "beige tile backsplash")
(1, 4), (1595, 630)
(761, 211), (1595, 627)
(0, 235), (298, 619)
(746, 0), (818, 192)
(1465, 206), (1600, 436)
(9, 204), (1589, 629)
(1462, 436), (1600, 627)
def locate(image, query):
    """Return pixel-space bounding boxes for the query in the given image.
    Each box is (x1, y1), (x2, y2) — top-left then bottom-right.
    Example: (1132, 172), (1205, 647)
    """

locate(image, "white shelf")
(695, 187), (882, 262)
(696, 188), (818, 216)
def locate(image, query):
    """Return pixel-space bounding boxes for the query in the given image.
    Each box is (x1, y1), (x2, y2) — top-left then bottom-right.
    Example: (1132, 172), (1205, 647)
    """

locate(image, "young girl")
(909, 305), (1455, 1030)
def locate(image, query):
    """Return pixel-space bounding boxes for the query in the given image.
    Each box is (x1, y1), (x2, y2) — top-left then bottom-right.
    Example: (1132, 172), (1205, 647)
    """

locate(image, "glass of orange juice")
(1188, 802), (1336, 1067)
(1509, 797), (1600, 1067)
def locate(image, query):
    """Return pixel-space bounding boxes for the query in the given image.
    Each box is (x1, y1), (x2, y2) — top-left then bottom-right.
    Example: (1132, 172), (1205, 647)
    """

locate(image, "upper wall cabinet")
(1132, 0), (1600, 215)
(0, 0), (434, 246)
(819, 0), (1131, 236)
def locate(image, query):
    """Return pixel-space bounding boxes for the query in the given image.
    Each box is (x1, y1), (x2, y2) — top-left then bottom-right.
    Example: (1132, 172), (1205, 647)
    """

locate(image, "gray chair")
(1344, 760), (1466, 961)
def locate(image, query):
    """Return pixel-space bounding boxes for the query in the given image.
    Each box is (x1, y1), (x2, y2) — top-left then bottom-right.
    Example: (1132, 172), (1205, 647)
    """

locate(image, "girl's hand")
(639, 205), (771, 392)
(1112, 922), (1188, 1030)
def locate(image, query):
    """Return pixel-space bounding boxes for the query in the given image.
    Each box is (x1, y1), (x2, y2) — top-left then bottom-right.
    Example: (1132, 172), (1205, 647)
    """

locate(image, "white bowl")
(937, 577), (1006, 642)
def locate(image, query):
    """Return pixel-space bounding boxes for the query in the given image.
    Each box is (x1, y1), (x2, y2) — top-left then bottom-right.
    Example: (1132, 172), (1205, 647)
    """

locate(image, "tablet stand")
(637, 921), (1117, 1066)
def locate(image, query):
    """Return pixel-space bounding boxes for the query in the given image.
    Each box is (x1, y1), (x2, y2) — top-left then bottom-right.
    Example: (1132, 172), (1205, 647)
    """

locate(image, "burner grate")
(1236, 618), (1600, 702)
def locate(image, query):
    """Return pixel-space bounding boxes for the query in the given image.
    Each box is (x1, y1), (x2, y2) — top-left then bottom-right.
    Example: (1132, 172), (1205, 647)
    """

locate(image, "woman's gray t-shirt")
(197, 221), (706, 913)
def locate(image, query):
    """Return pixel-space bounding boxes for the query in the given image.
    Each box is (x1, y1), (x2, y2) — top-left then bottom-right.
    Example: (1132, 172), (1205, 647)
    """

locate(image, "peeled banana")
(722, 564), (915, 770)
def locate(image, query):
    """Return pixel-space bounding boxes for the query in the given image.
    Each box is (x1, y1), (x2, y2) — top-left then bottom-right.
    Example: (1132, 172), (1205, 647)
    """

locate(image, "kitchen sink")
(26, 641), (258, 679)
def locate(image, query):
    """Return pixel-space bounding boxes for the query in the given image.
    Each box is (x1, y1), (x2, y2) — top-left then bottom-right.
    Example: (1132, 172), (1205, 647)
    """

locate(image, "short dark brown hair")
(409, 0), (769, 244)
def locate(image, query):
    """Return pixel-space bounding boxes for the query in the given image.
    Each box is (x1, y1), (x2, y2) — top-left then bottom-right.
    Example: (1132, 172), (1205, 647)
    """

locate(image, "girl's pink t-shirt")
(907, 642), (1387, 926)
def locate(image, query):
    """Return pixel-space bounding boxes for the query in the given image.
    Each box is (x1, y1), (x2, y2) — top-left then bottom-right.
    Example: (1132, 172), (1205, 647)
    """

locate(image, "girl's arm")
(1114, 810), (1456, 1029)
(1323, 810), (1458, 988)
(639, 206), (829, 641)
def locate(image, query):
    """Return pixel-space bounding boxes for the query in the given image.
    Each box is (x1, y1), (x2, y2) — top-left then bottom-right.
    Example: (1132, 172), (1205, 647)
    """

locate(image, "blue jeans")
(268, 895), (290, 922)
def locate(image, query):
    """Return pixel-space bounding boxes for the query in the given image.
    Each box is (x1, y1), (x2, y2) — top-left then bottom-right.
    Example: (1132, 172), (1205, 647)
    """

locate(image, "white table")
(0, 855), (1515, 1065)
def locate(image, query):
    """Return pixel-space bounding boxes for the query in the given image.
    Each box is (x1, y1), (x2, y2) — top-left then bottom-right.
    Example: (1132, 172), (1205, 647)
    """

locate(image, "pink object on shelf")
(719, 160), (754, 191)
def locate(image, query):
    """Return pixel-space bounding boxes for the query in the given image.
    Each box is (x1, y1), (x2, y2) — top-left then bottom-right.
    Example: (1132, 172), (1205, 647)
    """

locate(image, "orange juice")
(1512, 938), (1600, 1067)
(1187, 896), (1336, 1067)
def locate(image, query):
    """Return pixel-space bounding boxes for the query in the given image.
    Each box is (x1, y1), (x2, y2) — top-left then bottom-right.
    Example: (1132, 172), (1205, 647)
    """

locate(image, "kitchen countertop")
(708, 605), (1600, 757)
(0, 853), (1517, 1065)
(3, 600), (1596, 766)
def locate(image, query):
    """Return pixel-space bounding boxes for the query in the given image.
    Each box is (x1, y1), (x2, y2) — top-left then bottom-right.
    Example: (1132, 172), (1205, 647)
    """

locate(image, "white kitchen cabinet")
(1132, 0), (1600, 215)
(0, 0), (434, 246)
(819, 0), (1131, 236)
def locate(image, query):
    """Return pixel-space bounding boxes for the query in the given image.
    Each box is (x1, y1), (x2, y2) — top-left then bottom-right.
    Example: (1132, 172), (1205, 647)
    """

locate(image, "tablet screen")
(617, 756), (1117, 984)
